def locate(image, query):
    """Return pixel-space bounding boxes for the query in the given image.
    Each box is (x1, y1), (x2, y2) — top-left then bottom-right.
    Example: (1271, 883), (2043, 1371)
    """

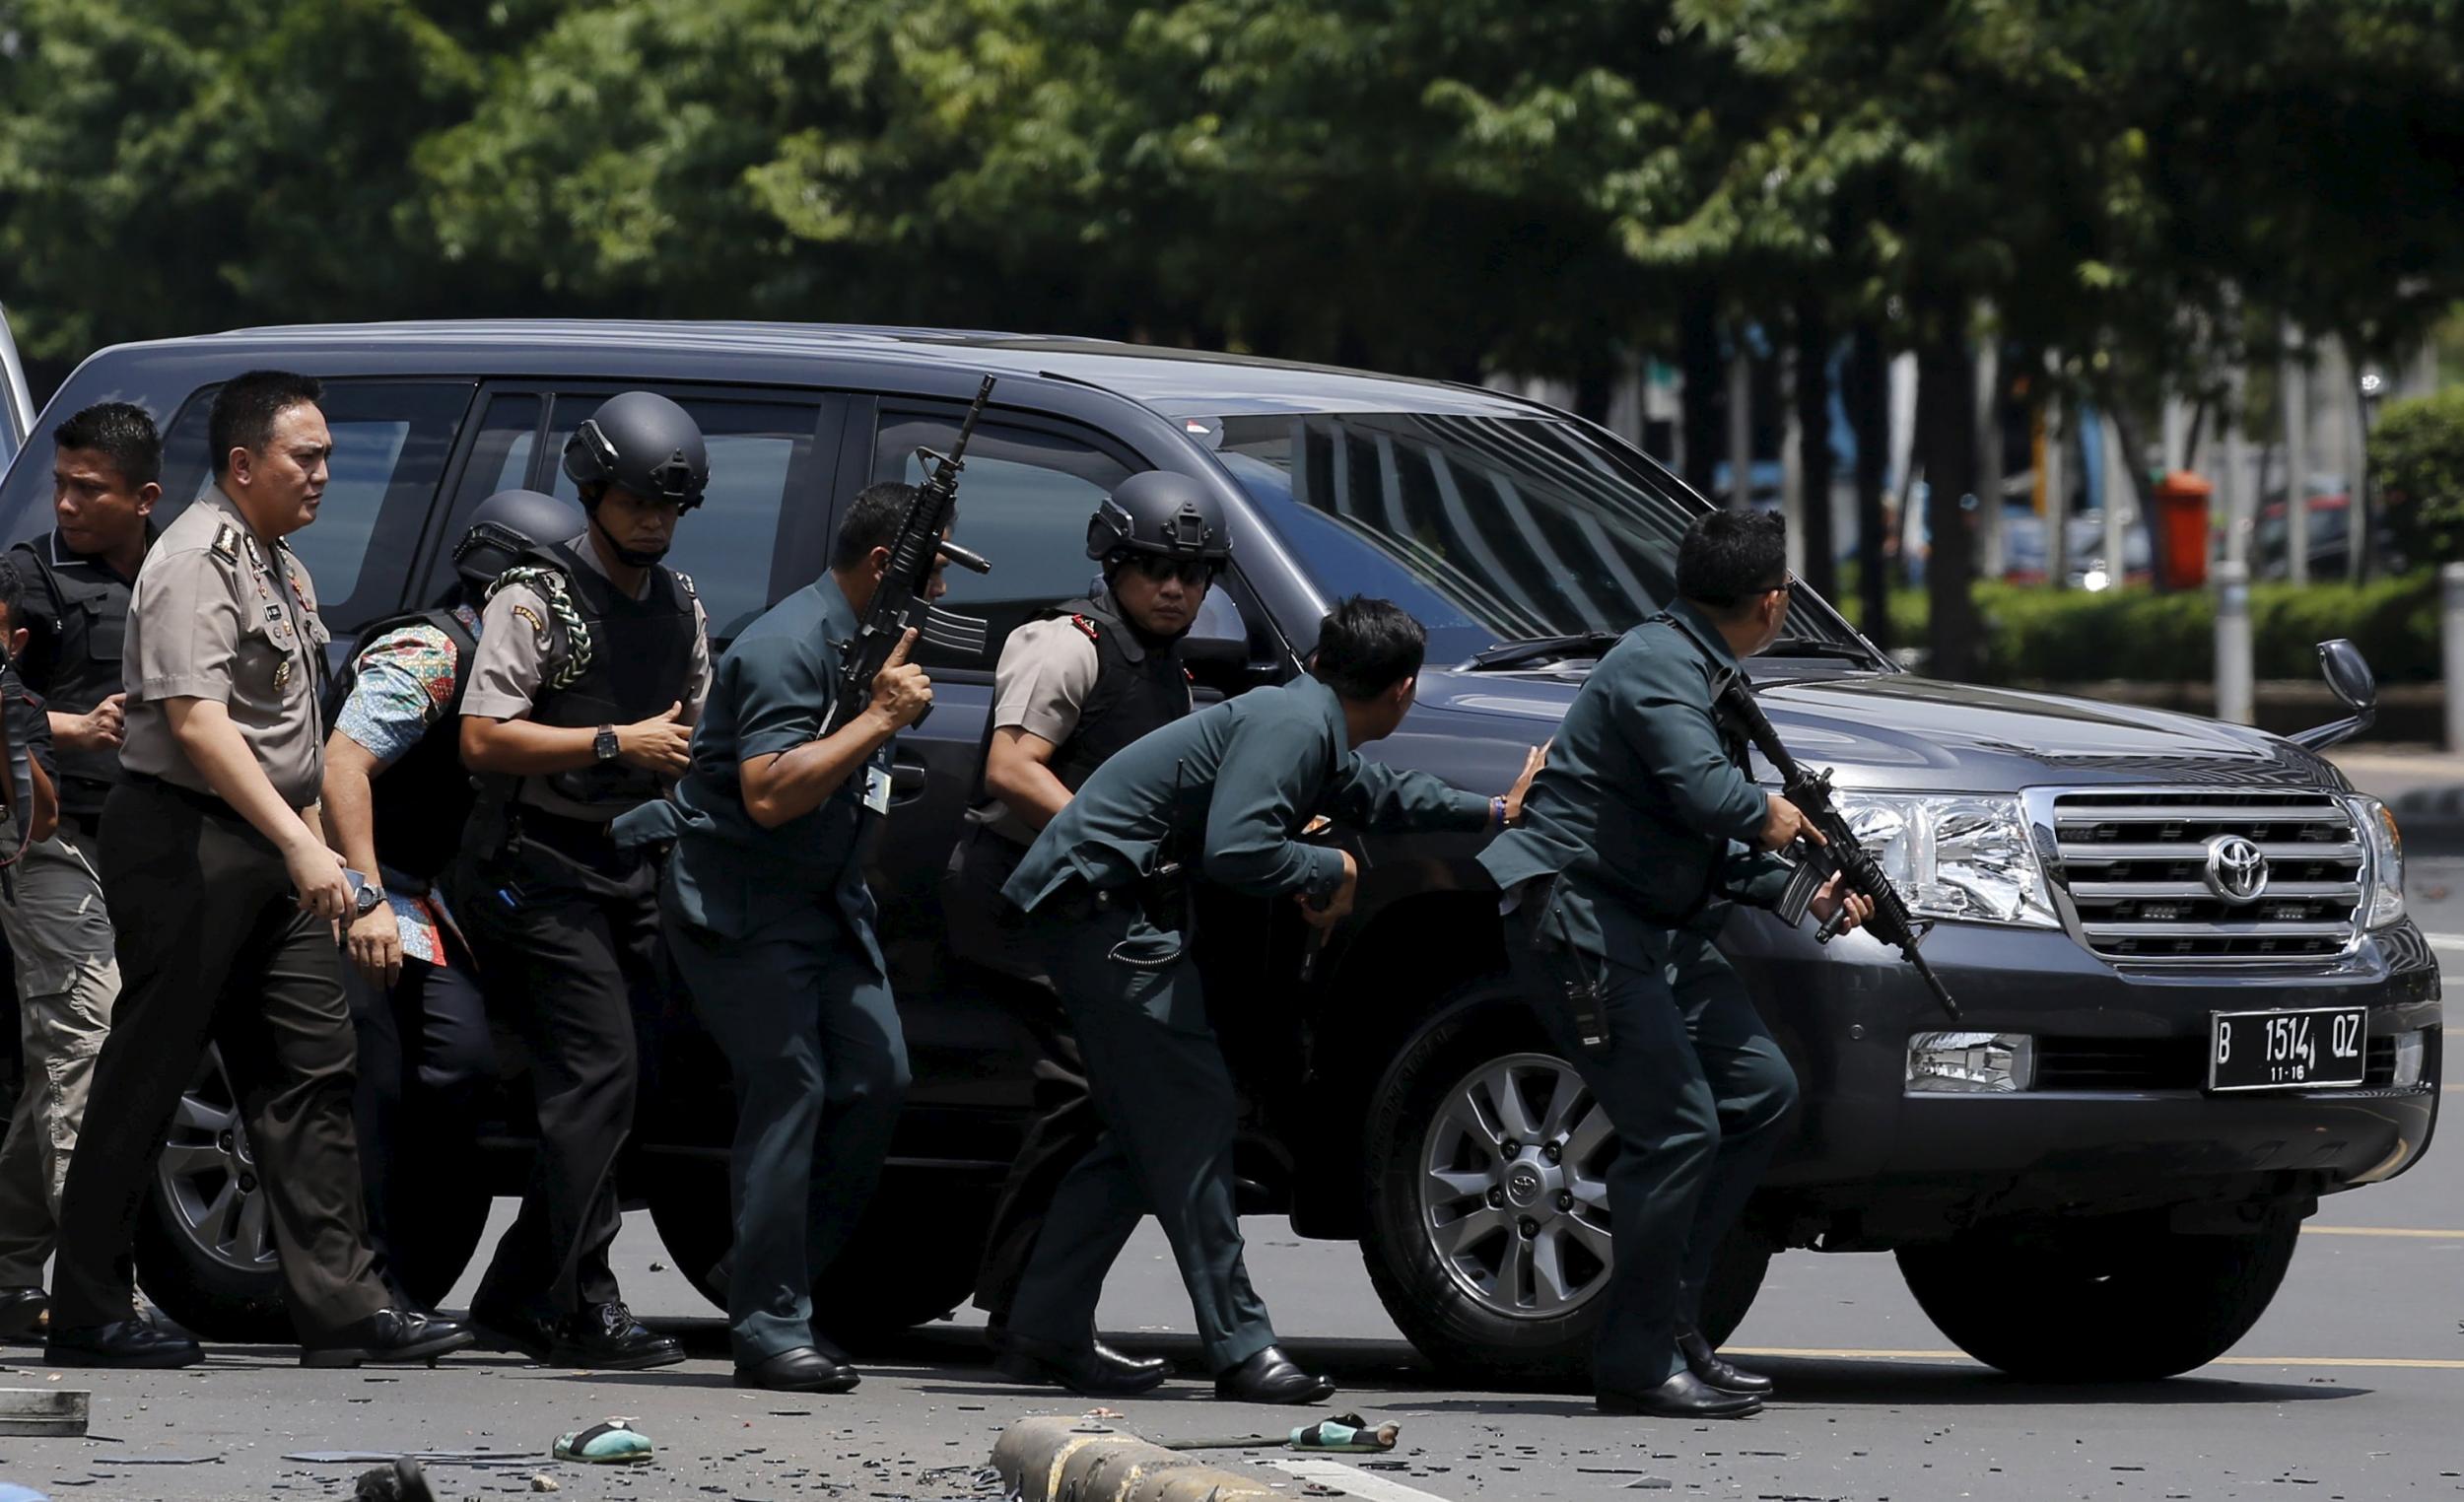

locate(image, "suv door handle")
(889, 755), (929, 801)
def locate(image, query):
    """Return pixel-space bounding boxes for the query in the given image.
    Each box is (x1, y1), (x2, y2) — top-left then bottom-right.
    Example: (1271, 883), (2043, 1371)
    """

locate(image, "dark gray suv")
(0, 320), (2438, 1383)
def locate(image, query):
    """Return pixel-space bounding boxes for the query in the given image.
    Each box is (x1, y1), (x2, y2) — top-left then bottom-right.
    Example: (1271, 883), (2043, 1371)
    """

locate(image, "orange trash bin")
(2152, 470), (2213, 589)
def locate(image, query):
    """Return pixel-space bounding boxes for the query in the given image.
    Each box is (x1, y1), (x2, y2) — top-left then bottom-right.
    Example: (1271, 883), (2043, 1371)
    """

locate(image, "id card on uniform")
(861, 765), (893, 815)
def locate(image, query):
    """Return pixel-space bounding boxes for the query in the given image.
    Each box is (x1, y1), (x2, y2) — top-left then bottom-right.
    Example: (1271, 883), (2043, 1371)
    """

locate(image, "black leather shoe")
(547, 1301), (683, 1370)
(995, 1330), (1171, 1397)
(1677, 1328), (1774, 1397)
(1213, 1345), (1336, 1405)
(1599, 1369), (1763, 1419)
(302, 1309), (478, 1368)
(734, 1345), (860, 1394)
(0, 1285), (48, 1342)
(45, 1319), (203, 1369)
(467, 1295), (556, 1361)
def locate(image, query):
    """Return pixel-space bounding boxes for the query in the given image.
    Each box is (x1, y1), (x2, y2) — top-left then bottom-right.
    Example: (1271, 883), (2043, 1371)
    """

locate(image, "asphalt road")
(1, 871), (2456, 1502)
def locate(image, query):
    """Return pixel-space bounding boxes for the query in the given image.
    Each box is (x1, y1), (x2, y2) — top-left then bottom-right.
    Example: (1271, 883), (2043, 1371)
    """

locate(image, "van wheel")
(1896, 1213), (2301, 1381)
(1358, 986), (1771, 1386)
(645, 1168), (992, 1349)
(135, 1047), (292, 1342)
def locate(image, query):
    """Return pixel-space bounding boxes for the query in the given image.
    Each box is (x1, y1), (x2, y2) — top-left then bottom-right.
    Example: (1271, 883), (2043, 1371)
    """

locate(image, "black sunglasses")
(1124, 555), (1221, 585)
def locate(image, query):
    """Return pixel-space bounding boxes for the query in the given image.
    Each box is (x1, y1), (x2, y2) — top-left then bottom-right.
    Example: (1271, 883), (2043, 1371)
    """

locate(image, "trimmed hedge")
(1842, 574), (2439, 684)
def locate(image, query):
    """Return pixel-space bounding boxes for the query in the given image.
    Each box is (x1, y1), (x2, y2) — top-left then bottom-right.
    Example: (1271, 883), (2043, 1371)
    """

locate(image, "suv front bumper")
(1725, 912), (2441, 1230)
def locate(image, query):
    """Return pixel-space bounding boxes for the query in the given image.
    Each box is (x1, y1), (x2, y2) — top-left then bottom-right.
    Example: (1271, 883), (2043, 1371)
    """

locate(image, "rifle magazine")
(921, 604), (988, 656)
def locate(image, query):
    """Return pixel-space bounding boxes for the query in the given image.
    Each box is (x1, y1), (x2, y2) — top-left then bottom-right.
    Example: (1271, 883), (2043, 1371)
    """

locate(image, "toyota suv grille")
(2048, 790), (2363, 962)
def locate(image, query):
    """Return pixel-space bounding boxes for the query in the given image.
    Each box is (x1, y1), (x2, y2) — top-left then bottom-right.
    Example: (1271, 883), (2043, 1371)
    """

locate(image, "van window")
(154, 380), (474, 634)
(545, 395), (822, 639)
(869, 414), (1133, 671)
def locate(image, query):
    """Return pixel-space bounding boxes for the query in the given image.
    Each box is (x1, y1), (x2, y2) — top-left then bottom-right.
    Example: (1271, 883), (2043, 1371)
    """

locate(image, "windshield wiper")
(1460, 631), (1626, 671)
(1759, 635), (1877, 662)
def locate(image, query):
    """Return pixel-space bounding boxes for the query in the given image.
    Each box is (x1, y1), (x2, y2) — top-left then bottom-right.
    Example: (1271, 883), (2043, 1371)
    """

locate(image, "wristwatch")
(352, 879), (387, 920)
(594, 724), (621, 763)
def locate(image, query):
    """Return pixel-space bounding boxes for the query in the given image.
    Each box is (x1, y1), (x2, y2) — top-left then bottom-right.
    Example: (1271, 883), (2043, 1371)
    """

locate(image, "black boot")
(1677, 1328), (1773, 1397)
(735, 1344), (860, 1394)
(302, 1309), (478, 1368)
(0, 1285), (48, 1342)
(45, 1319), (203, 1369)
(996, 1330), (1171, 1397)
(1599, 1369), (1763, 1419)
(1213, 1345), (1335, 1404)
(546, 1301), (683, 1370)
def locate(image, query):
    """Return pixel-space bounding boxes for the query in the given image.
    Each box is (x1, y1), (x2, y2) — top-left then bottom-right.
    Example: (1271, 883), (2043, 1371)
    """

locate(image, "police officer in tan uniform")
(45, 371), (476, 1370)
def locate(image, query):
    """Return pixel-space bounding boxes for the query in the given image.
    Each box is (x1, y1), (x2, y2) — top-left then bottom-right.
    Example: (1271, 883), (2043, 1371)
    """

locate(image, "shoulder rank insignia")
(672, 569), (699, 600)
(211, 524), (240, 562)
(1068, 613), (1100, 642)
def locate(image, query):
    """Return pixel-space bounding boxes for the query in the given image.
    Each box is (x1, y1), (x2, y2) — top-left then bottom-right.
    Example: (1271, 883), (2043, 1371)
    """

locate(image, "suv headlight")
(2345, 794), (2405, 928)
(1828, 792), (2059, 928)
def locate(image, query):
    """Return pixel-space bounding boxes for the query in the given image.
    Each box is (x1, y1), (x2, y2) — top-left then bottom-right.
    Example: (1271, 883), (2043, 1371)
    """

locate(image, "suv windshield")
(1206, 410), (1871, 667)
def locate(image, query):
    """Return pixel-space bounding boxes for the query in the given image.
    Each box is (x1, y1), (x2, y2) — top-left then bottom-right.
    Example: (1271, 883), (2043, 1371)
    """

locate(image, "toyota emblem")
(2203, 834), (2270, 905)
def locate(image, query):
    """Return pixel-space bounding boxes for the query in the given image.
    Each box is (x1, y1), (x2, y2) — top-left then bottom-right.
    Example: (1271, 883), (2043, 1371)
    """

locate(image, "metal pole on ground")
(2215, 558), (2253, 725)
(2443, 563), (2464, 754)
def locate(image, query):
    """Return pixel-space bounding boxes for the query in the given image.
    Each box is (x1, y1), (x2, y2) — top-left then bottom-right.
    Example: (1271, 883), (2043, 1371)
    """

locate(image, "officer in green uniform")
(1478, 510), (1871, 1420)
(997, 595), (1542, 1404)
(617, 482), (941, 1395)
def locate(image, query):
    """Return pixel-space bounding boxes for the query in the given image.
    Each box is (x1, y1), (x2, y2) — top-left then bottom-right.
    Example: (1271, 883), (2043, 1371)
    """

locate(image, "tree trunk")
(1846, 324), (1892, 649)
(1916, 330), (1985, 681)
(1679, 292), (1722, 502)
(1794, 301), (1838, 602)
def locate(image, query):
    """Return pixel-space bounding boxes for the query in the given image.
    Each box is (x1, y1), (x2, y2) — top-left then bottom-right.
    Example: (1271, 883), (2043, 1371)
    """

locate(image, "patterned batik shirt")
(334, 605), (482, 965)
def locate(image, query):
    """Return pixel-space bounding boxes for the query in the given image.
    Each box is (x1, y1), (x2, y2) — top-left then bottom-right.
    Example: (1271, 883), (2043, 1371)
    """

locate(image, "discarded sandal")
(551, 1419), (653, 1465)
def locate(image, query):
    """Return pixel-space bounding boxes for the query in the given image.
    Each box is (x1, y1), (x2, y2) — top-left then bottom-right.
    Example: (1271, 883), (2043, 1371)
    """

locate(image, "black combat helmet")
(561, 391), (710, 510)
(1085, 471), (1233, 567)
(451, 489), (587, 589)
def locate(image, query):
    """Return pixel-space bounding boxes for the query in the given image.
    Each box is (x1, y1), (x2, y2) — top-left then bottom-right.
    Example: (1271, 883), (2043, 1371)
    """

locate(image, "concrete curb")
(992, 1416), (1284, 1502)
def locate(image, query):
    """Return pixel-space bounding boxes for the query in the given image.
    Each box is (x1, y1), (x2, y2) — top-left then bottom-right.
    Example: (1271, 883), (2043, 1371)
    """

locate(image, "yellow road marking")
(2303, 1225), (2464, 1238)
(1726, 1346), (2464, 1371)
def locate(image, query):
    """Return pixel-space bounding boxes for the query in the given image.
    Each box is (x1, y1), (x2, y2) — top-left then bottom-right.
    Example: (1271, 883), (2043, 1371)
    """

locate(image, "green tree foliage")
(2371, 386), (2464, 566)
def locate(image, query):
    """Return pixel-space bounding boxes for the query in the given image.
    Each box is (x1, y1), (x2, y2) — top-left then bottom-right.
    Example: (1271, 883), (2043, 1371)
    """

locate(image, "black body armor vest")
(326, 607), (479, 887)
(8, 534), (138, 816)
(518, 540), (698, 812)
(1045, 593), (1193, 790)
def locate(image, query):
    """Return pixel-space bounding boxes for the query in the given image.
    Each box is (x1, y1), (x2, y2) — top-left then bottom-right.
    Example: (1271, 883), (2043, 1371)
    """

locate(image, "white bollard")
(2215, 559), (2253, 725)
(2443, 563), (2464, 753)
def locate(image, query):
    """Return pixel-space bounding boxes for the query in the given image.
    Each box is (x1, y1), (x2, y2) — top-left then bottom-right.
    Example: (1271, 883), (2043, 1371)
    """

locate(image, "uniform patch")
(672, 569), (699, 600)
(212, 524), (240, 561)
(511, 602), (548, 639)
(1068, 613), (1101, 642)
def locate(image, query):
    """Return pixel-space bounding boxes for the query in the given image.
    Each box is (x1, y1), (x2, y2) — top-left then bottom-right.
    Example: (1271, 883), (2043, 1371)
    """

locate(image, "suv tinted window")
(155, 380), (473, 634)
(870, 413), (1133, 671)
(545, 394), (823, 639)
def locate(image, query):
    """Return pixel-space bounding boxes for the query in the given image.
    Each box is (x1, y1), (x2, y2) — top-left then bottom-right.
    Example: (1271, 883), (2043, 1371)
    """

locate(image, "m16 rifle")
(1717, 677), (1961, 1021)
(821, 376), (996, 735)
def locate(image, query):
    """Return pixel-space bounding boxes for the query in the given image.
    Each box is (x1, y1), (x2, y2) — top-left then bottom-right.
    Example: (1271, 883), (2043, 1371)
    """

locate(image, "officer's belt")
(123, 771), (310, 826)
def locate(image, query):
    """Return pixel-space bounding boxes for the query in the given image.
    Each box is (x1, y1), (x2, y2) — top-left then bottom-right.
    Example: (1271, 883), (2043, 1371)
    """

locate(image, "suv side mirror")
(2317, 638), (2377, 714)
(2289, 638), (2378, 751)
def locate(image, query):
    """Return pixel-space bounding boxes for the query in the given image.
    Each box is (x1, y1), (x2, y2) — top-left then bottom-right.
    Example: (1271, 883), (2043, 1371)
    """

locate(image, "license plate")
(2208, 1007), (2368, 1093)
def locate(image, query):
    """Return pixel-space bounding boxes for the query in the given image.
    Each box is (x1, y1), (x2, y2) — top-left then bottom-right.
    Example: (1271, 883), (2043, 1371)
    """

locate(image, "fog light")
(1906, 1032), (2035, 1094)
(2392, 1030), (2426, 1088)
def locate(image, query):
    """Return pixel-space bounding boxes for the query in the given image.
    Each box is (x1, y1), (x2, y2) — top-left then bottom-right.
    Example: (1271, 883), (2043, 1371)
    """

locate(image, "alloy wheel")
(1417, 1052), (1614, 1319)
(155, 1047), (279, 1276)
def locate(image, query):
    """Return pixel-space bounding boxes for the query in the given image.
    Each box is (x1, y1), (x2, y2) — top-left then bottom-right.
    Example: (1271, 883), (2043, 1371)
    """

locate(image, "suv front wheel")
(1358, 986), (1770, 1385)
(1896, 1211), (2301, 1381)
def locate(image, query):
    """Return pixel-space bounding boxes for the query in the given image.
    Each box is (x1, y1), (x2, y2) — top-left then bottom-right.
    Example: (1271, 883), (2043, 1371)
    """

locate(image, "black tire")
(1359, 985), (1773, 1386)
(1896, 1213), (2302, 1381)
(135, 1047), (290, 1342)
(645, 1165), (992, 1350)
